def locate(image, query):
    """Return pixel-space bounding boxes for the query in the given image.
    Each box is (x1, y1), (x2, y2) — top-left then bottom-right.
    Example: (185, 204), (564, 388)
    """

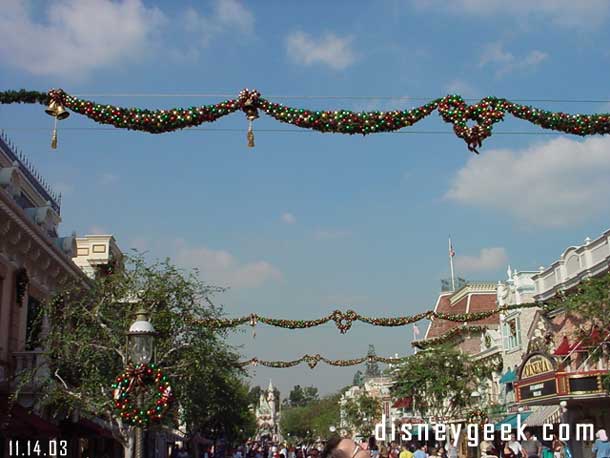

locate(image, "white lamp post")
(127, 307), (156, 458)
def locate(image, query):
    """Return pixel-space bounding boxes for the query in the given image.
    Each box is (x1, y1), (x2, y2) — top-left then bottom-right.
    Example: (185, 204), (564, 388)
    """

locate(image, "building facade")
(0, 132), (123, 456)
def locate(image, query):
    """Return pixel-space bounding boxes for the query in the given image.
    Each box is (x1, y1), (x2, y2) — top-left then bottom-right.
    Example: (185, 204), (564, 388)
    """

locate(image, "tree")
(365, 345), (381, 379)
(35, 255), (252, 457)
(352, 370), (364, 387)
(390, 345), (491, 421)
(248, 386), (263, 407)
(288, 385), (319, 407)
(280, 392), (340, 440)
(342, 391), (381, 438)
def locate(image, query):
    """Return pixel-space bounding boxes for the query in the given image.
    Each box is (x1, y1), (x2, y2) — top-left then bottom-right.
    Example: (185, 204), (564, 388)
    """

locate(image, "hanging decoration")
(196, 303), (538, 333)
(111, 363), (173, 426)
(44, 93), (70, 149)
(238, 350), (503, 370)
(411, 325), (487, 349)
(2, 89), (610, 151)
(237, 353), (410, 369)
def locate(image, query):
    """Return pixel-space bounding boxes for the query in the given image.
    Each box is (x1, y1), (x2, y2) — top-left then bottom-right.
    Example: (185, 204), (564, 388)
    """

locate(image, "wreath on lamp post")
(466, 408), (488, 426)
(111, 363), (173, 426)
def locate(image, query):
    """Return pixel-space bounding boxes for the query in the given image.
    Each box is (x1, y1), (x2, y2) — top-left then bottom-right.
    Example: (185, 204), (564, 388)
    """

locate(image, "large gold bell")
(45, 100), (70, 120)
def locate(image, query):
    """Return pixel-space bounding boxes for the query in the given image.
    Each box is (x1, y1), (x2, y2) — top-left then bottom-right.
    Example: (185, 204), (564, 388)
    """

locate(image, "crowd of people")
(177, 428), (610, 458)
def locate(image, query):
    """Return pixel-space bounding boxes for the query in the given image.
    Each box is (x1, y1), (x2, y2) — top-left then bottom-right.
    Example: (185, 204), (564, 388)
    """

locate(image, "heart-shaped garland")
(304, 354), (321, 369)
(437, 95), (507, 153)
(331, 309), (358, 334)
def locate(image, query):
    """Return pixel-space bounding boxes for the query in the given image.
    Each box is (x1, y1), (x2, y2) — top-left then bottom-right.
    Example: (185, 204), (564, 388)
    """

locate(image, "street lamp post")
(127, 307), (156, 458)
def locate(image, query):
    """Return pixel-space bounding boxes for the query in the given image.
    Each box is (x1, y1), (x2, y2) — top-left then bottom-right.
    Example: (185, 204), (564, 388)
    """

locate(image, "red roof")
(392, 397), (412, 409)
(425, 290), (498, 340)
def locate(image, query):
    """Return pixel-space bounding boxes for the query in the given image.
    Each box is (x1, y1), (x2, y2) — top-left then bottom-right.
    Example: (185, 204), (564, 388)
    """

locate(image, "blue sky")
(3, 0), (610, 397)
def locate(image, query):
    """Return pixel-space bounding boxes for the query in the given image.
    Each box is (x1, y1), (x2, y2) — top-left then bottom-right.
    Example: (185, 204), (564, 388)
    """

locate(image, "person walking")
(593, 429), (610, 458)
(522, 430), (542, 458)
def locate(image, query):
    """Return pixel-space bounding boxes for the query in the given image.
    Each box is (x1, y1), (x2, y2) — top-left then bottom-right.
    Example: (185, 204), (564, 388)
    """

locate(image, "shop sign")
(520, 353), (555, 379)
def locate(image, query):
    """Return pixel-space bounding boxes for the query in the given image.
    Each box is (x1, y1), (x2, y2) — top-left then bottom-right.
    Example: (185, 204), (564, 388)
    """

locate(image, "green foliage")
(342, 391), (381, 438)
(288, 385), (319, 407)
(391, 345), (491, 420)
(39, 255), (251, 445)
(280, 392), (340, 440)
(548, 273), (610, 327)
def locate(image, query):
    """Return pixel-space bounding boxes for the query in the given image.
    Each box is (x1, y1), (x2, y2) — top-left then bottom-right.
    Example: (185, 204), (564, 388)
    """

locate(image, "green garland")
(238, 351), (503, 370)
(412, 325), (487, 349)
(0, 89), (49, 105)
(111, 363), (173, 426)
(198, 303), (539, 334)
(4, 88), (610, 151)
(238, 353), (409, 369)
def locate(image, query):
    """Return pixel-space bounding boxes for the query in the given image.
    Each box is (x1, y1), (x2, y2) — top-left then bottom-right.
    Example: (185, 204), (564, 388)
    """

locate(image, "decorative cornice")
(0, 191), (85, 282)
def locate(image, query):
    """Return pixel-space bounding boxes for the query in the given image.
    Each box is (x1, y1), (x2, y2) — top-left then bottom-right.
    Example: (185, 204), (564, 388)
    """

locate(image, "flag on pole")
(413, 324), (420, 338)
(449, 240), (455, 257)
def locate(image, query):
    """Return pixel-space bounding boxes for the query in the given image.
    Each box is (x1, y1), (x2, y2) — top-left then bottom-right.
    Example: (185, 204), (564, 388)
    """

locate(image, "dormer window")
(503, 316), (521, 350)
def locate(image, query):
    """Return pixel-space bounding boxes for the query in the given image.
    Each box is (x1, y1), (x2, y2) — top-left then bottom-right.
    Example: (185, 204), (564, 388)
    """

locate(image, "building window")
(503, 317), (521, 350)
(25, 297), (42, 351)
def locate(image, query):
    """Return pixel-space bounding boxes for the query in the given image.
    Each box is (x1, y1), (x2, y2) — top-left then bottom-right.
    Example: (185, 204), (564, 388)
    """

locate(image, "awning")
(494, 412), (531, 430)
(61, 418), (114, 438)
(524, 406), (562, 426)
(553, 336), (571, 356)
(0, 398), (60, 436)
(499, 369), (516, 384)
(392, 397), (413, 409)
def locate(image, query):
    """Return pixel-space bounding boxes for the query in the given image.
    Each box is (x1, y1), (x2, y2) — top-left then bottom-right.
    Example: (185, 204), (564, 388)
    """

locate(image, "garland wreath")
(197, 303), (539, 334)
(238, 350), (502, 370)
(465, 408), (489, 426)
(3, 89), (610, 152)
(111, 363), (173, 426)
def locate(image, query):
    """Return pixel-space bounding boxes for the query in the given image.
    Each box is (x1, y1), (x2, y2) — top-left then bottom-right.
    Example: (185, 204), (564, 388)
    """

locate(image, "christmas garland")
(238, 353), (410, 369)
(238, 350), (503, 370)
(3, 89), (610, 151)
(197, 303), (539, 334)
(411, 325), (486, 349)
(111, 363), (173, 426)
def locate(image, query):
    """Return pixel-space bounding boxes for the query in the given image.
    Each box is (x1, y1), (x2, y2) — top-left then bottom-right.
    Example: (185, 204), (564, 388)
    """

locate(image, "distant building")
(255, 380), (281, 441)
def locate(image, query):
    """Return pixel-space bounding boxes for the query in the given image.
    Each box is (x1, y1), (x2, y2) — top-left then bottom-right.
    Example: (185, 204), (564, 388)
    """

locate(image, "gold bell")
(45, 100), (70, 120)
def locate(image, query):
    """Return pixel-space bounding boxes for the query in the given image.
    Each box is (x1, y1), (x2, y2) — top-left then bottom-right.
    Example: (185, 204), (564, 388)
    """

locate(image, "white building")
(255, 380), (281, 441)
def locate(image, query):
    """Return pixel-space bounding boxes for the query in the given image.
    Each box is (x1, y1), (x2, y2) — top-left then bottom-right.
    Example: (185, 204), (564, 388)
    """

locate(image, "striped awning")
(494, 412), (531, 430)
(499, 369), (517, 384)
(524, 405), (562, 426)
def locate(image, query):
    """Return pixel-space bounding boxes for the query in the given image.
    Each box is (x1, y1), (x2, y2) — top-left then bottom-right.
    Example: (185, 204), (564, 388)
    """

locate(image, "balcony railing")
(12, 350), (48, 390)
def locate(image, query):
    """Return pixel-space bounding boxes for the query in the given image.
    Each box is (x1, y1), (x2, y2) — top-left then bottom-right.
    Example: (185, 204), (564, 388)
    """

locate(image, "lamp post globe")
(128, 307), (156, 364)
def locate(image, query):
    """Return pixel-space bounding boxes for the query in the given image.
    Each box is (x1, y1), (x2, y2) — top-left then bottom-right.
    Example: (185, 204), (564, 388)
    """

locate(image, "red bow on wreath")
(125, 365), (147, 393)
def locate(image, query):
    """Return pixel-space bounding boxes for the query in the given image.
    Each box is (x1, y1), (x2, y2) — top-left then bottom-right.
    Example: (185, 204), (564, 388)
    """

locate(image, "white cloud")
(0, 0), (165, 78)
(99, 173), (119, 185)
(314, 229), (352, 240)
(183, 0), (254, 49)
(281, 212), (296, 224)
(444, 80), (479, 98)
(446, 136), (610, 227)
(52, 181), (73, 196)
(173, 241), (282, 289)
(411, 0), (610, 28)
(479, 42), (548, 77)
(87, 225), (108, 235)
(454, 247), (508, 273)
(286, 31), (356, 70)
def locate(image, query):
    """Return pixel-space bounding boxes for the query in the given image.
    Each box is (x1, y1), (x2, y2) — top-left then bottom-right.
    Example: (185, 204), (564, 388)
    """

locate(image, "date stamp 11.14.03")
(7, 439), (68, 456)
